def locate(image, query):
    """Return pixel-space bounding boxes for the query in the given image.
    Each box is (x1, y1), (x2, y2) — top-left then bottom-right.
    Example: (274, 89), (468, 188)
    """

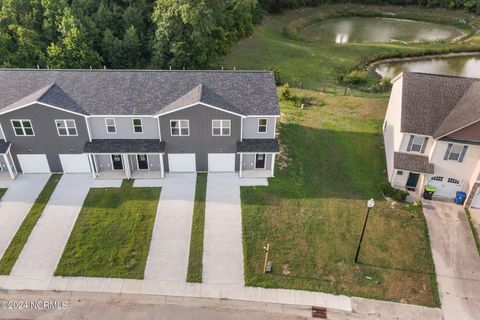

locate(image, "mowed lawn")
(55, 180), (160, 279)
(241, 88), (439, 306)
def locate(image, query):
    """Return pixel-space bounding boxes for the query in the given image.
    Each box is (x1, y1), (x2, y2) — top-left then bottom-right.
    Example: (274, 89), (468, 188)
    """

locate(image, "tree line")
(1, 0), (479, 70)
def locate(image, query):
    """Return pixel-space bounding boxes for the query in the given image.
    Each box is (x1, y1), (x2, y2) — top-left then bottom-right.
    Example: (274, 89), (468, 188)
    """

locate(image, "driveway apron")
(144, 173), (196, 281)
(10, 174), (92, 276)
(423, 200), (480, 320)
(0, 174), (50, 260)
(203, 173), (244, 285)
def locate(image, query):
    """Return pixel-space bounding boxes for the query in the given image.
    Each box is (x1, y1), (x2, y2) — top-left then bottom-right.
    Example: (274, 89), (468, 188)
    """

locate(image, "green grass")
(216, 4), (480, 91)
(0, 188), (7, 200)
(240, 88), (439, 306)
(465, 209), (480, 255)
(55, 180), (160, 279)
(0, 174), (62, 275)
(187, 173), (207, 283)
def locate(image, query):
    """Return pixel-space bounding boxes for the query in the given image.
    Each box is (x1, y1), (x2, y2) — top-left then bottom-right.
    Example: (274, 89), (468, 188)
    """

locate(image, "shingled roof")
(0, 70), (279, 116)
(394, 152), (434, 174)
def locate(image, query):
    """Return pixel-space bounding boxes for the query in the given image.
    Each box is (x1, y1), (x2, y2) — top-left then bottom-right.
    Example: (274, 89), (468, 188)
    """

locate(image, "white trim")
(160, 154), (165, 179)
(111, 154), (124, 170)
(92, 154), (98, 176)
(85, 118), (92, 142)
(0, 123), (6, 140)
(11, 119), (35, 136)
(157, 119), (162, 141)
(239, 153), (243, 178)
(7, 149), (17, 175)
(156, 102), (246, 118)
(123, 154), (131, 179)
(257, 118), (268, 133)
(271, 153), (275, 177)
(170, 119), (190, 136)
(86, 152), (165, 155)
(88, 114), (154, 118)
(3, 153), (13, 179)
(132, 118), (143, 134)
(255, 153), (267, 169)
(237, 152), (279, 154)
(436, 118), (480, 140)
(211, 119), (231, 136)
(55, 119), (78, 136)
(105, 118), (117, 134)
(87, 154), (95, 178)
(245, 115), (280, 118)
(240, 117), (243, 142)
(136, 154), (150, 171)
(0, 101), (87, 117)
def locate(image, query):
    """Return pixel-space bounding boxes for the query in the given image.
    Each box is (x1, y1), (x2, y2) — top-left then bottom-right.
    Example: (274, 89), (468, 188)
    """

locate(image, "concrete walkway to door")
(0, 174), (50, 260)
(203, 173), (244, 285)
(422, 200), (480, 320)
(144, 173), (196, 281)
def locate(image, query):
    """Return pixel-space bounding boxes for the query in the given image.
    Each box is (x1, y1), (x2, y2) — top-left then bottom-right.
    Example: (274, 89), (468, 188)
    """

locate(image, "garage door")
(471, 188), (480, 208)
(17, 154), (50, 173)
(168, 154), (196, 172)
(426, 175), (463, 198)
(208, 153), (235, 172)
(59, 154), (91, 173)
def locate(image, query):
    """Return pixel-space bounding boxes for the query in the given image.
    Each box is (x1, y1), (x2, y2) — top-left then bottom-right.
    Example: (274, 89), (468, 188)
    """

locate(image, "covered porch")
(0, 140), (18, 180)
(237, 139), (279, 179)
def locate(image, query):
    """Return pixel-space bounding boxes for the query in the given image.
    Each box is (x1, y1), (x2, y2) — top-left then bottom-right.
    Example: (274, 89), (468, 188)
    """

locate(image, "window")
(105, 118), (116, 133)
(55, 120), (77, 136)
(212, 120), (231, 136)
(408, 135), (428, 153)
(430, 176), (443, 182)
(258, 118), (268, 133)
(170, 120), (189, 136)
(447, 178), (460, 184)
(396, 170), (403, 175)
(11, 120), (34, 136)
(133, 118), (143, 133)
(444, 143), (468, 162)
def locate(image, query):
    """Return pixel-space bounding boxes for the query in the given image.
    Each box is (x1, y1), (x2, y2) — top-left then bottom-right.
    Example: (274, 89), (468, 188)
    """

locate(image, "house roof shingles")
(394, 152), (434, 174)
(84, 139), (165, 154)
(237, 139), (280, 153)
(0, 70), (279, 116)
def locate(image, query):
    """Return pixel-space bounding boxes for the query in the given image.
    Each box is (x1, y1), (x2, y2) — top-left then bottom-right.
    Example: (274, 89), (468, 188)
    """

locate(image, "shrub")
(343, 70), (368, 85)
(380, 182), (408, 202)
(280, 83), (293, 101)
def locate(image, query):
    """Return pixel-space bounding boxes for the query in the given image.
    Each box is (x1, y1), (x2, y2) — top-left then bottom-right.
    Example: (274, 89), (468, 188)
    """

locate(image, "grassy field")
(187, 173), (207, 283)
(55, 180), (160, 279)
(216, 4), (480, 90)
(0, 174), (61, 275)
(241, 88), (439, 306)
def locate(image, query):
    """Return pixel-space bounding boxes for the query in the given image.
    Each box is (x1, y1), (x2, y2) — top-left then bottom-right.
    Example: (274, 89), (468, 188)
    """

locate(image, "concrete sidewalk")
(6, 174), (92, 284)
(203, 173), (244, 285)
(0, 174), (50, 260)
(423, 200), (480, 320)
(144, 173), (196, 281)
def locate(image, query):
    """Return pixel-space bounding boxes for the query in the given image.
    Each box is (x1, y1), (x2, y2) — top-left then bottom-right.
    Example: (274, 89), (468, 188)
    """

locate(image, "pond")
(375, 55), (480, 79)
(300, 17), (464, 44)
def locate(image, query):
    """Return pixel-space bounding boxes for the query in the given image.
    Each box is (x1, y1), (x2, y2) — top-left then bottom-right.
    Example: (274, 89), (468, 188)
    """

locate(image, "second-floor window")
(56, 120), (77, 136)
(11, 120), (34, 136)
(444, 143), (468, 162)
(170, 120), (189, 136)
(212, 120), (231, 136)
(105, 118), (116, 133)
(133, 118), (143, 133)
(407, 135), (428, 153)
(258, 118), (268, 133)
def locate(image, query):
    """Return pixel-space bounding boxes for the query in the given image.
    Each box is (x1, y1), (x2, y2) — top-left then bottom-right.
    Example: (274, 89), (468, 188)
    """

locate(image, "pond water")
(375, 55), (480, 79)
(300, 17), (464, 44)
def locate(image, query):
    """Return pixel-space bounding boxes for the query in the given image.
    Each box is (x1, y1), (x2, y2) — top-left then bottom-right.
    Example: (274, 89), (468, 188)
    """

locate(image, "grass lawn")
(241, 88), (439, 306)
(0, 174), (62, 275)
(465, 209), (480, 255)
(216, 4), (480, 90)
(187, 173), (207, 282)
(55, 180), (160, 279)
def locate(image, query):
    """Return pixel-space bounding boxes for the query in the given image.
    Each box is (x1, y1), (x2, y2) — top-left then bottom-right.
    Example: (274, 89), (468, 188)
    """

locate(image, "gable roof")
(0, 70), (279, 116)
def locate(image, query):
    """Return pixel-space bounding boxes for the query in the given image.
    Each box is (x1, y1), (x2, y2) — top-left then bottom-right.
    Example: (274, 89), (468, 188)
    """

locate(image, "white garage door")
(471, 188), (480, 208)
(208, 153), (235, 172)
(59, 154), (91, 173)
(168, 154), (196, 172)
(17, 154), (50, 173)
(426, 175), (463, 198)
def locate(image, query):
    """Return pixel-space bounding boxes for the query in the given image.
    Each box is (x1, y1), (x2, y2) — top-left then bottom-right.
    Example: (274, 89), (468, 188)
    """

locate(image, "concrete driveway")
(0, 174), (50, 260)
(203, 173), (244, 285)
(422, 200), (480, 320)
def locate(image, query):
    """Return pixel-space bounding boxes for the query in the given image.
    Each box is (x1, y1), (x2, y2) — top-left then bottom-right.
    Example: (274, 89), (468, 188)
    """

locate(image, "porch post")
(239, 153), (243, 178)
(123, 154), (131, 179)
(8, 151), (17, 175)
(3, 153), (14, 180)
(87, 154), (96, 179)
(160, 154), (165, 179)
(270, 154), (276, 177)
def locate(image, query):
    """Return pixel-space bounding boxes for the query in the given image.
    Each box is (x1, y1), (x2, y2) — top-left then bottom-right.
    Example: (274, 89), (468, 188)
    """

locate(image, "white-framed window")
(258, 118), (268, 133)
(212, 120), (231, 136)
(447, 178), (460, 184)
(170, 120), (190, 136)
(105, 118), (116, 133)
(133, 118), (143, 133)
(11, 119), (34, 136)
(430, 176), (443, 182)
(407, 135), (428, 153)
(55, 119), (77, 136)
(444, 143), (467, 162)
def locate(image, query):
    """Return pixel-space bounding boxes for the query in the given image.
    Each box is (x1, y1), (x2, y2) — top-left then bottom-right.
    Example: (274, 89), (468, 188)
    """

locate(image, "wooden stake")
(263, 243), (270, 273)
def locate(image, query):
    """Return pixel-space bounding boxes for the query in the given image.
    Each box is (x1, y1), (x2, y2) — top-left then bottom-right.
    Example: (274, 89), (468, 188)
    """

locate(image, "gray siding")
(89, 117), (159, 139)
(0, 103), (89, 172)
(159, 104), (241, 171)
(242, 153), (272, 170)
(242, 116), (276, 139)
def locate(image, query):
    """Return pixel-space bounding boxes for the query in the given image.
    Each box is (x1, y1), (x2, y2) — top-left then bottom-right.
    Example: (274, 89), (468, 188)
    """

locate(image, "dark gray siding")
(159, 104), (241, 171)
(0, 103), (89, 172)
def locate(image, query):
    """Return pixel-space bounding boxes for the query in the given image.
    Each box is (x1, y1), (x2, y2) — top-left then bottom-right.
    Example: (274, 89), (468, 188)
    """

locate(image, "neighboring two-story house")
(0, 70), (279, 180)
(384, 71), (480, 208)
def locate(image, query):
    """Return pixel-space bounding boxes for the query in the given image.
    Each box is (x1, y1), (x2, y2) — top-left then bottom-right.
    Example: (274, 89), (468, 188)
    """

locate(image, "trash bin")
(423, 185), (436, 200)
(455, 191), (467, 205)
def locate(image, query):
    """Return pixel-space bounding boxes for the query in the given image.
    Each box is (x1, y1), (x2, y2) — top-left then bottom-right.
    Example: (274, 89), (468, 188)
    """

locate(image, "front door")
(406, 172), (420, 191)
(137, 154), (149, 170)
(255, 153), (265, 169)
(111, 154), (123, 170)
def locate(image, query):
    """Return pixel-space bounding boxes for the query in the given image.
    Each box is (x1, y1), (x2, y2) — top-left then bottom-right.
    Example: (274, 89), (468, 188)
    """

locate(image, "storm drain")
(311, 306), (327, 319)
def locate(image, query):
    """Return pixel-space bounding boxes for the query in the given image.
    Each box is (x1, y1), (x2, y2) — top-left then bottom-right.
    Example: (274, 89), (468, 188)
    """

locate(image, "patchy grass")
(241, 88), (439, 306)
(187, 173), (207, 283)
(55, 180), (160, 279)
(0, 174), (62, 275)
(465, 209), (480, 255)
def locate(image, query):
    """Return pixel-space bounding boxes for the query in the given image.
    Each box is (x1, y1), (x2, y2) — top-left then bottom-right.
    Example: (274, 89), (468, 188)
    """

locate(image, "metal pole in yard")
(355, 199), (375, 263)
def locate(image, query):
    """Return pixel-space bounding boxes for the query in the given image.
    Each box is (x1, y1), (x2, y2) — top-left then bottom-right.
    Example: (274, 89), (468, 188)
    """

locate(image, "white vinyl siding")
(55, 119), (77, 136)
(11, 119), (34, 136)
